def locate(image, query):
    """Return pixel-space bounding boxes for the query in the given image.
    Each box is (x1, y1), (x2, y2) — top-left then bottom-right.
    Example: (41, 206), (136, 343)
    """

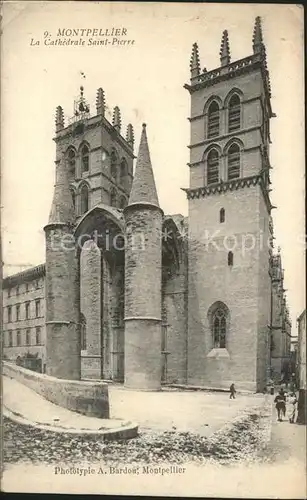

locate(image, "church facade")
(2, 17), (292, 392)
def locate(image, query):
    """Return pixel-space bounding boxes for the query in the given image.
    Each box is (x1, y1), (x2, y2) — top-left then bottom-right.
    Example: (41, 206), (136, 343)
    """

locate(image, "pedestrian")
(287, 392), (298, 423)
(274, 390), (286, 421)
(229, 383), (236, 399)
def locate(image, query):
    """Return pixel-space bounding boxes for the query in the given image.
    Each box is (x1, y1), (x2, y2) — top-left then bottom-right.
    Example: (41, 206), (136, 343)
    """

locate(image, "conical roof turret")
(128, 124), (160, 209)
(47, 155), (75, 225)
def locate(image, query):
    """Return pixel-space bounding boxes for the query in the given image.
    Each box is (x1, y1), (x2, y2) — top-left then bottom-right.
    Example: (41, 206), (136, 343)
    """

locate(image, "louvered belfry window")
(228, 94), (241, 132)
(207, 101), (220, 138)
(207, 149), (219, 185)
(227, 144), (240, 180)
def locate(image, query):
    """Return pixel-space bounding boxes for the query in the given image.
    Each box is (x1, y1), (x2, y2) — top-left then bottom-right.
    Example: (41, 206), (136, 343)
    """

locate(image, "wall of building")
(3, 272), (46, 369)
(187, 184), (268, 391)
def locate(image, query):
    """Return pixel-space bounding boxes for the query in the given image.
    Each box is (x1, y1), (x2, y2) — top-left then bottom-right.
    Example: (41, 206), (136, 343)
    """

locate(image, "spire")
(55, 106), (64, 132)
(48, 155), (75, 225)
(126, 123), (134, 149)
(128, 124), (160, 208)
(190, 42), (200, 79)
(112, 106), (121, 132)
(96, 87), (105, 116)
(220, 30), (230, 66)
(253, 16), (263, 54)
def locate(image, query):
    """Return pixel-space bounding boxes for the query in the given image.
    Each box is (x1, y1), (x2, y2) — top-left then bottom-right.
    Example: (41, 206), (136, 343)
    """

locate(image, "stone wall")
(3, 361), (109, 418)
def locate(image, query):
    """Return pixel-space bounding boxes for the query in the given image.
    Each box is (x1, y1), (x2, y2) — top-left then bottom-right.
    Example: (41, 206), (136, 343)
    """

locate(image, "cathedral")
(2, 17), (292, 392)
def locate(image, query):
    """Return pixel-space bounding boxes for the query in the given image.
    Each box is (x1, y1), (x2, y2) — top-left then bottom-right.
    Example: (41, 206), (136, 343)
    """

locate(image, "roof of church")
(128, 124), (160, 209)
(2, 263), (46, 288)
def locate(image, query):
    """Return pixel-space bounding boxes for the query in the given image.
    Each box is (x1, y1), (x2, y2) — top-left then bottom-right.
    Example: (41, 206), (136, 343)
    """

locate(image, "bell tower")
(184, 17), (274, 391)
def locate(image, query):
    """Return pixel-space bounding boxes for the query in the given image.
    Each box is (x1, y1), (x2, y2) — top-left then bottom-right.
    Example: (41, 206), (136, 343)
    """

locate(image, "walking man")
(229, 383), (236, 399)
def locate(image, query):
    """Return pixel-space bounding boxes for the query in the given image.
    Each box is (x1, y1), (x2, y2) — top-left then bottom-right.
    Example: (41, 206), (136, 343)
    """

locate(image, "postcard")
(1, 2), (305, 498)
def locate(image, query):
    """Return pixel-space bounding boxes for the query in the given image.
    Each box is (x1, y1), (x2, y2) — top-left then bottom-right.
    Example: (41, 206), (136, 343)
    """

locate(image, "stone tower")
(54, 86), (135, 218)
(44, 106), (81, 379)
(184, 17), (274, 391)
(124, 124), (163, 390)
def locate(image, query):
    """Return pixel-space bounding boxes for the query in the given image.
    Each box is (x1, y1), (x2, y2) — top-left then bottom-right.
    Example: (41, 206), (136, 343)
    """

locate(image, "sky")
(1, 2), (305, 331)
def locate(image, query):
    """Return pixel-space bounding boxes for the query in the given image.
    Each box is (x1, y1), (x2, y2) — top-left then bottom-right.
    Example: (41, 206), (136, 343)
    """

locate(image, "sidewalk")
(3, 375), (138, 438)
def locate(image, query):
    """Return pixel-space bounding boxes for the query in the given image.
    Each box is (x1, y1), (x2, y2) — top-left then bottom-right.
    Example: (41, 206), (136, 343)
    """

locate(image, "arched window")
(228, 94), (241, 132)
(110, 151), (117, 179)
(110, 188), (117, 207)
(220, 208), (225, 223)
(81, 144), (89, 173)
(70, 189), (76, 210)
(80, 184), (89, 214)
(208, 302), (229, 349)
(119, 196), (127, 209)
(228, 251), (234, 266)
(207, 101), (220, 138)
(207, 149), (219, 185)
(67, 148), (76, 175)
(227, 144), (240, 180)
(120, 158), (127, 185)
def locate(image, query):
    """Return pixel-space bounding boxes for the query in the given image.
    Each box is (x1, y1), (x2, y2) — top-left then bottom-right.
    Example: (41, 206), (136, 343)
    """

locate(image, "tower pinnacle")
(220, 30), (230, 66)
(190, 42), (201, 79)
(55, 106), (64, 132)
(128, 124), (160, 208)
(253, 16), (263, 54)
(112, 106), (121, 132)
(96, 87), (105, 116)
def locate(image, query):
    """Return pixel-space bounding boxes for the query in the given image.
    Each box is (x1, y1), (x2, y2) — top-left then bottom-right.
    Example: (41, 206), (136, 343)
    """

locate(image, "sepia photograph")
(0, 1), (305, 497)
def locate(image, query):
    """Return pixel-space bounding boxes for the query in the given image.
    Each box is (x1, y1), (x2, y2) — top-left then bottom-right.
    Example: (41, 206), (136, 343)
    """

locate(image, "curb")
(3, 406), (139, 440)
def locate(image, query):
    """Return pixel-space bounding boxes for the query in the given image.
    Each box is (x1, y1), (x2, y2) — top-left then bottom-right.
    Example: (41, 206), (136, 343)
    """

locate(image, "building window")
(120, 158), (127, 185)
(26, 329), (31, 346)
(8, 306), (12, 323)
(228, 251), (234, 266)
(80, 184), (89, 214)
(213, 309), (227, 348)
(207, 149), (219, 185)
(35, 300), (41, 318)
(208, 302), (229, 349)
(81, 144), (89, 173)
(110, 151), (117, 179)
(67, 148), (76, 175)
(16, 285), (20, 296)
(25, 283), (29, 293)
(36, 327), (41, 345)
(35, 280), (39, 290)
(70, 189), (76, 210)
(8, 331), (13, 347)
(110, 188), (117, 207)
(227, 144), (240, 180)
(207, 101), (220, 138)
(25, 302), (30, 319)
(16, 304), (20, 321)
(16, 330), (21, 346)
(8, 288), (11, 298)
(220, 208), (225, 223)
(228, 94), (241, 132)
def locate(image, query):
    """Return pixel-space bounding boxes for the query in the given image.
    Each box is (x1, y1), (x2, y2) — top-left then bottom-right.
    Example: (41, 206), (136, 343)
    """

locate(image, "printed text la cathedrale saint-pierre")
(30, 28), (136, 47)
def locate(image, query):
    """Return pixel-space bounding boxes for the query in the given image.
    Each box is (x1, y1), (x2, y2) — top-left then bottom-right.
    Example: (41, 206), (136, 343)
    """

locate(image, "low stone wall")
(3, 361), (109, 418)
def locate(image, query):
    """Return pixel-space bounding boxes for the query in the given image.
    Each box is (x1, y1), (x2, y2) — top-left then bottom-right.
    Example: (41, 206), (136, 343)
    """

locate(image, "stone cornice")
(185, 53), (273, 117)
(182, 173), (273, 213)
(188, 126), (260, 150)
